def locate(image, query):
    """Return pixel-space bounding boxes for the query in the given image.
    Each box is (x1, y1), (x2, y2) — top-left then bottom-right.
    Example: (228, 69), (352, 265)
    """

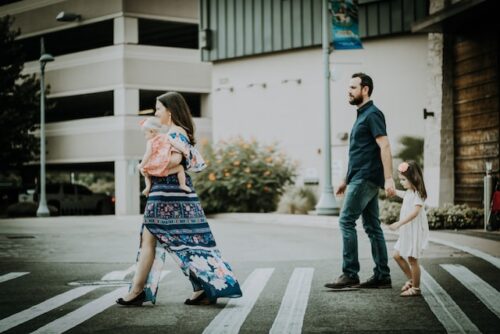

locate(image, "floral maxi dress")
(136, 132), (242, 303)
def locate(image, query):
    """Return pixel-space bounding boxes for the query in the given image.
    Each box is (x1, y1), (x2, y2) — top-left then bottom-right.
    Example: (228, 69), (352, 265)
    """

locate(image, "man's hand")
(336, 180), (347, 196)
(384, 178), (396, 197)
(388, 221), (400, 231)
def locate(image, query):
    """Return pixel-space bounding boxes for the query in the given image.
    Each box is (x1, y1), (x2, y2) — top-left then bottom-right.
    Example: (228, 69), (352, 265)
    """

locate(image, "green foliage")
(427, 204), (483, 230)
(0, 15), (42, 171)
(192, 137), (296, 213)
(379, 200), (402, 225)
(379, 199), (483, 230)
(277, 186), (317, 214)
(395, 136), (424, 167)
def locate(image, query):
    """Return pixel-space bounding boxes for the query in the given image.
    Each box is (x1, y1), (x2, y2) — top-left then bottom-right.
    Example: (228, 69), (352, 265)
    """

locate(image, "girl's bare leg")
(408, 257), (421, 288)
(393, 251), (412, 279)
(170, 165), (191, 192)
(142, 175), (151, 196)
(122, 228), (156, 301)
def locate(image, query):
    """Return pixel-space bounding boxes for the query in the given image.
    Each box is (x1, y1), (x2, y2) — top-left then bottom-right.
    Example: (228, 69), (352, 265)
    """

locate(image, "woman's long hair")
(400, 160), (427, 199)
(157, 92), (196, 145)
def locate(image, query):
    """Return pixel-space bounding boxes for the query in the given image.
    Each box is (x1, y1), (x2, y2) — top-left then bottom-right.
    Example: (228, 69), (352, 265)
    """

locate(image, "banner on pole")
(331, 0), (363, 50)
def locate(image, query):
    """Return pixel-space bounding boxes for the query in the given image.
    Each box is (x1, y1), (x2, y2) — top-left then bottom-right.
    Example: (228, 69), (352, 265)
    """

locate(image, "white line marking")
(30, 271), (170, 334)
(428, 237), (500, 269)
(0, 272), (29, 284)
(269, 268), (314, 334)
(101, 265), (135, 281)
(30, 287), (128, 334)
(441, 264), (500, 318)
(420, 266), (480, 333)
(203, 268), (274, 334)
(0, 286), (98, 333)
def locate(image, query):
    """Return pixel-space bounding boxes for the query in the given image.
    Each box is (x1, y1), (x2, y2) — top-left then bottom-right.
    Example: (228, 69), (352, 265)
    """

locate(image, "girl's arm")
(395, 190), (406, 199)
(388, 205), (422, 230)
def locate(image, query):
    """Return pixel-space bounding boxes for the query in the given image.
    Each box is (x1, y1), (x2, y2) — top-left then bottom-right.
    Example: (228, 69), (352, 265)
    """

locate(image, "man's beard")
(349, 94), (363, 106)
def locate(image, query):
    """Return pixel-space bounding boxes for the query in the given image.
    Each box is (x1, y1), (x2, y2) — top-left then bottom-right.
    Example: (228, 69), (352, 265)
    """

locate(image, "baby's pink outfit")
(142, 134), (177, 176)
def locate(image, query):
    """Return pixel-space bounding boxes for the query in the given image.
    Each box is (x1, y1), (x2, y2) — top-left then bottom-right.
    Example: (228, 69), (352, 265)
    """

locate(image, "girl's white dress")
(394, 190), (429, 258)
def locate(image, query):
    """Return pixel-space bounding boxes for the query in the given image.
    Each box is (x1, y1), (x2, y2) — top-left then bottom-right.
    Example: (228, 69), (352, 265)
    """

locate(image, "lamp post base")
(315, 192), (340, 216)
(36, 203), (50, 217)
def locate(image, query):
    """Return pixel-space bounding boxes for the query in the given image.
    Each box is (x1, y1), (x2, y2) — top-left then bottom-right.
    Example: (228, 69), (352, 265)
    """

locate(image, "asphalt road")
(0, 215), (499, 333)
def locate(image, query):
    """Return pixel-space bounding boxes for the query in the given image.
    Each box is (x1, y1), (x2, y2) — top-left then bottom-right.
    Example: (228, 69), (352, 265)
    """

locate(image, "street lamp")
(36, 38), (54, 217)
(315, 0), (340, 215)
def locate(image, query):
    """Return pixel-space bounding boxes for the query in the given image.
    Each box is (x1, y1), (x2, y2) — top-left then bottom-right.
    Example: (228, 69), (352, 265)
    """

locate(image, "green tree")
(0, 15), (41, 171)
(395, 136), (424, 167)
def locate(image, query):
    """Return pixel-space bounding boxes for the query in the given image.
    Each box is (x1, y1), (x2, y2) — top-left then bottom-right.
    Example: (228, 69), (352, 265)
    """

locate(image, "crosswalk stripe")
(202, 268), (275, 334)
(420, 266), (480, 333)
(30, 271), (170, 334)
(0, 286), (98, 333)
(269, 267), (314, 334)
(30, 287), (128, 334)
(0, 272), (29, 284)
(441, 264), (500, 318)
(428, 237), (500, 269)
(101, 265), (135, 281)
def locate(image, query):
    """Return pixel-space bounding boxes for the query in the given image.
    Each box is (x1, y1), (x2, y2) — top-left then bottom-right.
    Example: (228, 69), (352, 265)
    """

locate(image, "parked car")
(29, 183), (114, 215)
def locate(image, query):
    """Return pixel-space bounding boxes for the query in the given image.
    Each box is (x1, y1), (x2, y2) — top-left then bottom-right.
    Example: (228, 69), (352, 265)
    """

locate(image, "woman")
(116, 92), (242, 306)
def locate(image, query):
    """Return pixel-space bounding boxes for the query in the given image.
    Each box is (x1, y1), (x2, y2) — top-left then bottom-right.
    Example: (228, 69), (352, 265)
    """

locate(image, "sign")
(331, 0), (363, 50)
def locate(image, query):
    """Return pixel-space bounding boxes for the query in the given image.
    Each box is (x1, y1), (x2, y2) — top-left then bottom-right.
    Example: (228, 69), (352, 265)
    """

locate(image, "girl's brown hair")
(399, 160), (427, 199)
(157, 91), (196, 145)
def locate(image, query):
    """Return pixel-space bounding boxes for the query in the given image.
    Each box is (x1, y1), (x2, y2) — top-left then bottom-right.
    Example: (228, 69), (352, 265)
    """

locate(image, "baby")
(137, 117), (191, 196)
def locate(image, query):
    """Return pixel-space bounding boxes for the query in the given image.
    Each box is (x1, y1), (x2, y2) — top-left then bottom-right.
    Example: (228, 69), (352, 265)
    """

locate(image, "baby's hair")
(141, 117), (167, 133)
(398, 160), (427, 199)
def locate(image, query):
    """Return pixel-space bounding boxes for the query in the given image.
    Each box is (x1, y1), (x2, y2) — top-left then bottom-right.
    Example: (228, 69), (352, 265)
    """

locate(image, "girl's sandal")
(401, 280), (413, 292)
(400, 287), (421, 297)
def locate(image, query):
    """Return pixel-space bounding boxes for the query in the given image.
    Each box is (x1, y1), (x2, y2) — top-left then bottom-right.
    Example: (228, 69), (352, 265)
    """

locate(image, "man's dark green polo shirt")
(346, 100), (387, 188)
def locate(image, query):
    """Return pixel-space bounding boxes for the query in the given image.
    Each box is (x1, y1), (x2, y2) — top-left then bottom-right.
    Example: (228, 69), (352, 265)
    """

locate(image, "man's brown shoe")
(324, 274), (360, 289)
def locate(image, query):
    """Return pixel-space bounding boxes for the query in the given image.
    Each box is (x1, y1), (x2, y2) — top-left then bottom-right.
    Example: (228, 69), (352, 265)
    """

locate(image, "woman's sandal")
(400, 287), (421, 297)
(401, 280), (413, 292)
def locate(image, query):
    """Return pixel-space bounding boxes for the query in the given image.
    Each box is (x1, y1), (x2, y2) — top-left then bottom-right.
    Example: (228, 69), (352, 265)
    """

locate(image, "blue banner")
(331, 0), (363, 50)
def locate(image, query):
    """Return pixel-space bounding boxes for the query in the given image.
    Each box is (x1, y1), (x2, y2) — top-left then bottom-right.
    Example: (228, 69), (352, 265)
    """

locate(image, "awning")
(412, 0), (497, 33)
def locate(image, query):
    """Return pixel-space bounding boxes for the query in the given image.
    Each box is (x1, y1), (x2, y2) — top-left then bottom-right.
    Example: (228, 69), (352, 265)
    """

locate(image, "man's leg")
(357, 187), (391, 288)
(338, 180), (379, 279)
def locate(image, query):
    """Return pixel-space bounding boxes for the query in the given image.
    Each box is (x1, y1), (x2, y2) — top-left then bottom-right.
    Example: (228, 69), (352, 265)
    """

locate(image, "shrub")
(428, 204), (483, 230)
(192, 137), (296, 213)
(379, 200), (402, 225)
(6, 201), (58, 217)
(277, 186), (317, 214)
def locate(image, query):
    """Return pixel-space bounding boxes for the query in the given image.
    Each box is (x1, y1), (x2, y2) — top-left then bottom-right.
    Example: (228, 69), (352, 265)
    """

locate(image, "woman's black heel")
(116, 290), (146, 306)
(184, 291), (217, 305)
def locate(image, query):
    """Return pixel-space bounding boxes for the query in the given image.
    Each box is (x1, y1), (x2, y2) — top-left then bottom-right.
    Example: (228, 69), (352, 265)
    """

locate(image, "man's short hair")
(352, 72), (373, 96)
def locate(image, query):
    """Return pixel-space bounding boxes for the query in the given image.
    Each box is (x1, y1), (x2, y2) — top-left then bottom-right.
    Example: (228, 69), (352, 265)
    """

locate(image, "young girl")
(389, 160), (429, 297)
(137, 117), (191, 195)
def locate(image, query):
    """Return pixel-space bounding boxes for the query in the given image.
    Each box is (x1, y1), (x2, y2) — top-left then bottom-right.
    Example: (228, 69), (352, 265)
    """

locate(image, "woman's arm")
(388, 205), (422, 230)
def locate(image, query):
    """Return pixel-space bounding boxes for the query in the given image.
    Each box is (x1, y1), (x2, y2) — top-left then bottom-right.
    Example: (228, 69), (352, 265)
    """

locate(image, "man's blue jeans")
(339, 179), (390, 280)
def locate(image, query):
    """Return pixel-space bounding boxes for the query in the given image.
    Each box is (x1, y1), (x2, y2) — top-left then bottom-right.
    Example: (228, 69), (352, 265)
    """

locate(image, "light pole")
(36, 38), (54, 217)
(315, 0), (340, 215)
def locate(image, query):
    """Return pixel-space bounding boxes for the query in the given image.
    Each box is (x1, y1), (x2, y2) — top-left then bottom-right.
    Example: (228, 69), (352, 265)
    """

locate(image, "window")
(75, 184), (92, 195)
(63, 184), (75, 195)
(47, 91), (114, 123)
(16, 20), (113, 62)
(138, 19), (198, 49)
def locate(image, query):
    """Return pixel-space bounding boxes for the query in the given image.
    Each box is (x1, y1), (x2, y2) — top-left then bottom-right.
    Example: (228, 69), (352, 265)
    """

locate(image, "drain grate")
(68, 280), (130, 286)
(7, 235), (35, 239)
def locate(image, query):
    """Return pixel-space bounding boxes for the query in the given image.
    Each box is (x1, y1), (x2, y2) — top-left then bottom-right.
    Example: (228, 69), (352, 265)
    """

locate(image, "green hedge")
(192, 137), (296, 213)
(379, 200), (483, 230)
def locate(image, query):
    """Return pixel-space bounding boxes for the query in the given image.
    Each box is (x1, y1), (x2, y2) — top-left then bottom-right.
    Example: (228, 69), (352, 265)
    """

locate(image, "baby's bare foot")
(179, 184), (191, 193)
(142, 188), (150, 197)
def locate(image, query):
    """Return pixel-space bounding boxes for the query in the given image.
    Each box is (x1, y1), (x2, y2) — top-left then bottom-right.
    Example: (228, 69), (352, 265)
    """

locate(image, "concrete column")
(114, 87), (139, 115)
(114, 159), (140, 215)
(114, 17), (138, 44)
(424, 0), (454, 207)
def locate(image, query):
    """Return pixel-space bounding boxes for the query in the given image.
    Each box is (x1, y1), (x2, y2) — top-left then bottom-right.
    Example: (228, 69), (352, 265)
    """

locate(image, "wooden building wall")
(453, 34), (499, 207)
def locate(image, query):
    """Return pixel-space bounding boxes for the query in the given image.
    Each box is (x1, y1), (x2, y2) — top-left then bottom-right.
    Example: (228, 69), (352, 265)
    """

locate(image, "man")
(325, 73), (395, 289)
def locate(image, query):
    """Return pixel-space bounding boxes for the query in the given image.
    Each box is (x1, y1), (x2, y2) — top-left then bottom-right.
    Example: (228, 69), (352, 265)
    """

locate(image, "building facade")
(1, 0), (212, 215)
(200, 0), (432, 200)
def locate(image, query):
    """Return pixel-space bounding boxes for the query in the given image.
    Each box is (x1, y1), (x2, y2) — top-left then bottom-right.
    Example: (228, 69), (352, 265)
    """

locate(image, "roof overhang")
(412, 0), (497, 33)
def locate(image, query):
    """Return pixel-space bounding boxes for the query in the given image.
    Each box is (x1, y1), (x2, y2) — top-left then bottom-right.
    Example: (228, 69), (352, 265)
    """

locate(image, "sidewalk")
(208, 213), (500, 259)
